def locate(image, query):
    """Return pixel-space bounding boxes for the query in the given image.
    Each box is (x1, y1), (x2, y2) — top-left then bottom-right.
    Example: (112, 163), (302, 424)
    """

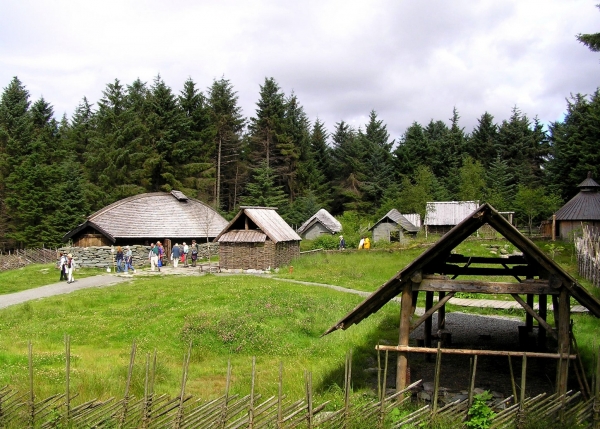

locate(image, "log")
(377, 345), (576, 359)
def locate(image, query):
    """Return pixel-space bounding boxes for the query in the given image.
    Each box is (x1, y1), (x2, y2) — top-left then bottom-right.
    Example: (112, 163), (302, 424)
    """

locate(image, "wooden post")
(526, 294), (534, 332)
(424, 292), (434, 349)
(557, 287), (570, 396)
(438, 292), (446, 330)
(552, 214), (556, 241)
(397, 281), (413, 392)
(538, 294), (547, 351)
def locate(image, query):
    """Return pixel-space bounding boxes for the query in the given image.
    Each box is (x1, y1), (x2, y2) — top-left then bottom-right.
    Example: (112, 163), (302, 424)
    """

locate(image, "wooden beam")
(397, 281), (413, 391)
(538, 294), (547, 350)
(511, 294), (557, 340)
(377, 345), (576, 359)
(410, 292), (456, 333)
(526, 294), (534, 331)
(438, 292), (446, 330)
(433, 264), (539, 277)
(557, 287), (571, 396)
(424, 292), (434, 348)
(446, 254), (529, 264)
(415, 278), (557, 295)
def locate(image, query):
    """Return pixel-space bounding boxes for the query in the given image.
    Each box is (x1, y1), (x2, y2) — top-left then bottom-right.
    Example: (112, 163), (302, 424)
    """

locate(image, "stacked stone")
(58, 245), (150, 268)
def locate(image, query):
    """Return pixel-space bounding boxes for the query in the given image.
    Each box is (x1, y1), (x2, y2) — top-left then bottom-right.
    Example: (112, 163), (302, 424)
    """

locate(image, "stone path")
(0, 269), (590, 314)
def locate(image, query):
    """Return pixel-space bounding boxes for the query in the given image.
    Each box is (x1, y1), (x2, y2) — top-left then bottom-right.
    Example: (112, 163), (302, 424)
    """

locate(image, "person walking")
(191, 239), (199, 267)
(66, 254), (76, 283)
(338, 235), (346, 250)
(115, 246), (124, 272)
(149, 243), (159, 271)
(157, 241), (164, 269)
(171, 243), (181, 268)
(58, 252), (68, 281)
(125, 246), (133, 273)
(182, 242), (189, 267)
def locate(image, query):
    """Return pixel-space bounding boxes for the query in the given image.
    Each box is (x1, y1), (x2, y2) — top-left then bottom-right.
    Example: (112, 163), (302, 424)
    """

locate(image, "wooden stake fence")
(0, 248), (57, 271)
(2, 342), (600, 428)
(576, 225), (600, 288)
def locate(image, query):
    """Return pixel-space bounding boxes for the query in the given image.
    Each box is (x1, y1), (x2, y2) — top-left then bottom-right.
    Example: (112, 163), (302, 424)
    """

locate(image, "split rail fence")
(575, 225), (600, 288)
(2, 339), (600, 428)
(0, 248), (57, 272)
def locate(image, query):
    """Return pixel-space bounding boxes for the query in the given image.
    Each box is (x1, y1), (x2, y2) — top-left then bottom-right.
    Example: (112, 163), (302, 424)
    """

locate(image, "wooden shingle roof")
(297, 209), (342, 235)
(555, 172), (600, 221)
(369, 209), (419, 233)
(324, 203), (600, 336)
(64, 191), (228, 242)
(215, 206), (301, 244)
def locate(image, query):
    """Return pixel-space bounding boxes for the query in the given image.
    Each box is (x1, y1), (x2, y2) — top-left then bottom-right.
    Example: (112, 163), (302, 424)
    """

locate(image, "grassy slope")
(1, 236), (598, 402)
(0, 275), (400, 401)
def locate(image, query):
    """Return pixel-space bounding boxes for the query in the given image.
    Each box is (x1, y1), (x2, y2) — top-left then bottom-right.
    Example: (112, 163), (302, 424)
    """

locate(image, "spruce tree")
(207, 77), (245, 211)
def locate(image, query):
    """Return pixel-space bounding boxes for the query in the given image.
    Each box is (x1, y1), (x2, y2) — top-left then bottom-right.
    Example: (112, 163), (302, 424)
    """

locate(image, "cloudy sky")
(1, 0), (598, 141)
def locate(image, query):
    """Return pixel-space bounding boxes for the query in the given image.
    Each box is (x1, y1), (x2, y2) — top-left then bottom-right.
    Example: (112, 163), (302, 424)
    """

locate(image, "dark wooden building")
(554, 172), (600, 239)
(297, 209), (342, 240)
(63, 191), (228, 247)
(369, 209), (419, 242)
(215, 206), (301, 270)
(325, 203), (600, 396)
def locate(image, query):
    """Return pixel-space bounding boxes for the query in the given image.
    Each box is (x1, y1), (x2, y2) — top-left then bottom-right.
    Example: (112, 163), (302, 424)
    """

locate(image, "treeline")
(0, 75), (598, 248)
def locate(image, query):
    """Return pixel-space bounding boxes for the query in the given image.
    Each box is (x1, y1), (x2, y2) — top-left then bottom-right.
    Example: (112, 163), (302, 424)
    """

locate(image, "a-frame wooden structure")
(324, 204), (600, 395)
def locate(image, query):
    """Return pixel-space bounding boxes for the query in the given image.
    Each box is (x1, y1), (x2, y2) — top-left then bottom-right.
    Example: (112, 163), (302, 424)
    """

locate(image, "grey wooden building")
(424, 201), (479, 235)
(369, 209), (419, 242)
(297, 209), (342, 240)
(215, 206), (301, 270)
(554, 172), (600, 239)
(63, 191), (228, 247)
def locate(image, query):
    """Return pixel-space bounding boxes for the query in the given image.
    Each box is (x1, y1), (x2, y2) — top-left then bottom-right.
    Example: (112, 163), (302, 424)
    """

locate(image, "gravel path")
(0, 274), (132, 309)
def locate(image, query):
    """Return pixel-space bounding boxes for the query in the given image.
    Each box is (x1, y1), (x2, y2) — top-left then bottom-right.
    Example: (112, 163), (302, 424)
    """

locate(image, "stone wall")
(59, 243), (219, 268)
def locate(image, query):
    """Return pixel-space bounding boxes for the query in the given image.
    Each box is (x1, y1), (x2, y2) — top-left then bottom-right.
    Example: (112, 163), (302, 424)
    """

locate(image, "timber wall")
(220, 240), (299, 270)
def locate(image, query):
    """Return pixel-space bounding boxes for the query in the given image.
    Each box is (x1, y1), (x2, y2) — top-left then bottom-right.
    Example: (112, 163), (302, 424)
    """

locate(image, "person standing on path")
(149, 243), (159, 271)
(66, 254), (76, 283)
(115, 246), (124, 272)
(59, 252), (68, 281)
(191, 239), (199, 267)
(171, 243), (181, 268)
(182, 242), (189, 267)
(124, 246), (133, 273)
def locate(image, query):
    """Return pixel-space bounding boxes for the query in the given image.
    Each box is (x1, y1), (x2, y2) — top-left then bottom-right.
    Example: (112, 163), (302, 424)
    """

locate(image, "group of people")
(338, 235), (371, 250)
(148, 240), (201, 271)
(115, 246), (135, 273)
(58, 252), (76, 283)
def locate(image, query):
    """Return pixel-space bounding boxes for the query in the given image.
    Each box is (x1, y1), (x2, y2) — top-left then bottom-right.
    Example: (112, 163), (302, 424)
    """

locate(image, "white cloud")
(0, 0), (598, 140)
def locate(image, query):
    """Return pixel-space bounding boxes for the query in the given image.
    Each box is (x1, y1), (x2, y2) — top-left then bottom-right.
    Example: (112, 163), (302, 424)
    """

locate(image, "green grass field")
(0, 236), (598, 406)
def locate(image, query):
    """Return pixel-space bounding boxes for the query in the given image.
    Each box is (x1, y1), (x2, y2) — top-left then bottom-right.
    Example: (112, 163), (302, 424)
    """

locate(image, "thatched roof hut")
(64, 191), (228, 247)
(554, 172), (600, 239)
(369, 209), (419, 242)
(215, 206), (301, 270)
(297, 209), (342, 240)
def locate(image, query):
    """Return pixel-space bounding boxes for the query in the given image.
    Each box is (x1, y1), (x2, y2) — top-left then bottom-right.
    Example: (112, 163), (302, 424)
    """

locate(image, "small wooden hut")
(424, 201), (479, 235)
(215, 206), (301, 270)
(297, 209), (342, 240)
(369, 209), (419, 242)
(63, 191), (228, 247)
(553, 172), (600, 239)
(324, 203), (600, 396)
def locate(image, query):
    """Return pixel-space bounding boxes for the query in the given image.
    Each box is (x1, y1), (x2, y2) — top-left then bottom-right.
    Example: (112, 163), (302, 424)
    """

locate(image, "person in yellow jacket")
(364, 237), (371, 250)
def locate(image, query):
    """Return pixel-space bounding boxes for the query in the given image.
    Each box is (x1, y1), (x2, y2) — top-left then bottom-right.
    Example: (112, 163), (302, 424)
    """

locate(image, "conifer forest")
(0, 75), (598, 248)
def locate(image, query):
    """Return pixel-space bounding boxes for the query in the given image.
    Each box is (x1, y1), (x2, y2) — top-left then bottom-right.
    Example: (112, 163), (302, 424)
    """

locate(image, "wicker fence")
(575, 225), (600, 288)
(0, 248), (57, 272)
(1, 340), (599, 428)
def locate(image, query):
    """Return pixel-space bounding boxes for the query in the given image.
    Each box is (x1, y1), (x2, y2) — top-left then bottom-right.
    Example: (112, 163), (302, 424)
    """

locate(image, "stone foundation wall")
(59, 243), (219, 268)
